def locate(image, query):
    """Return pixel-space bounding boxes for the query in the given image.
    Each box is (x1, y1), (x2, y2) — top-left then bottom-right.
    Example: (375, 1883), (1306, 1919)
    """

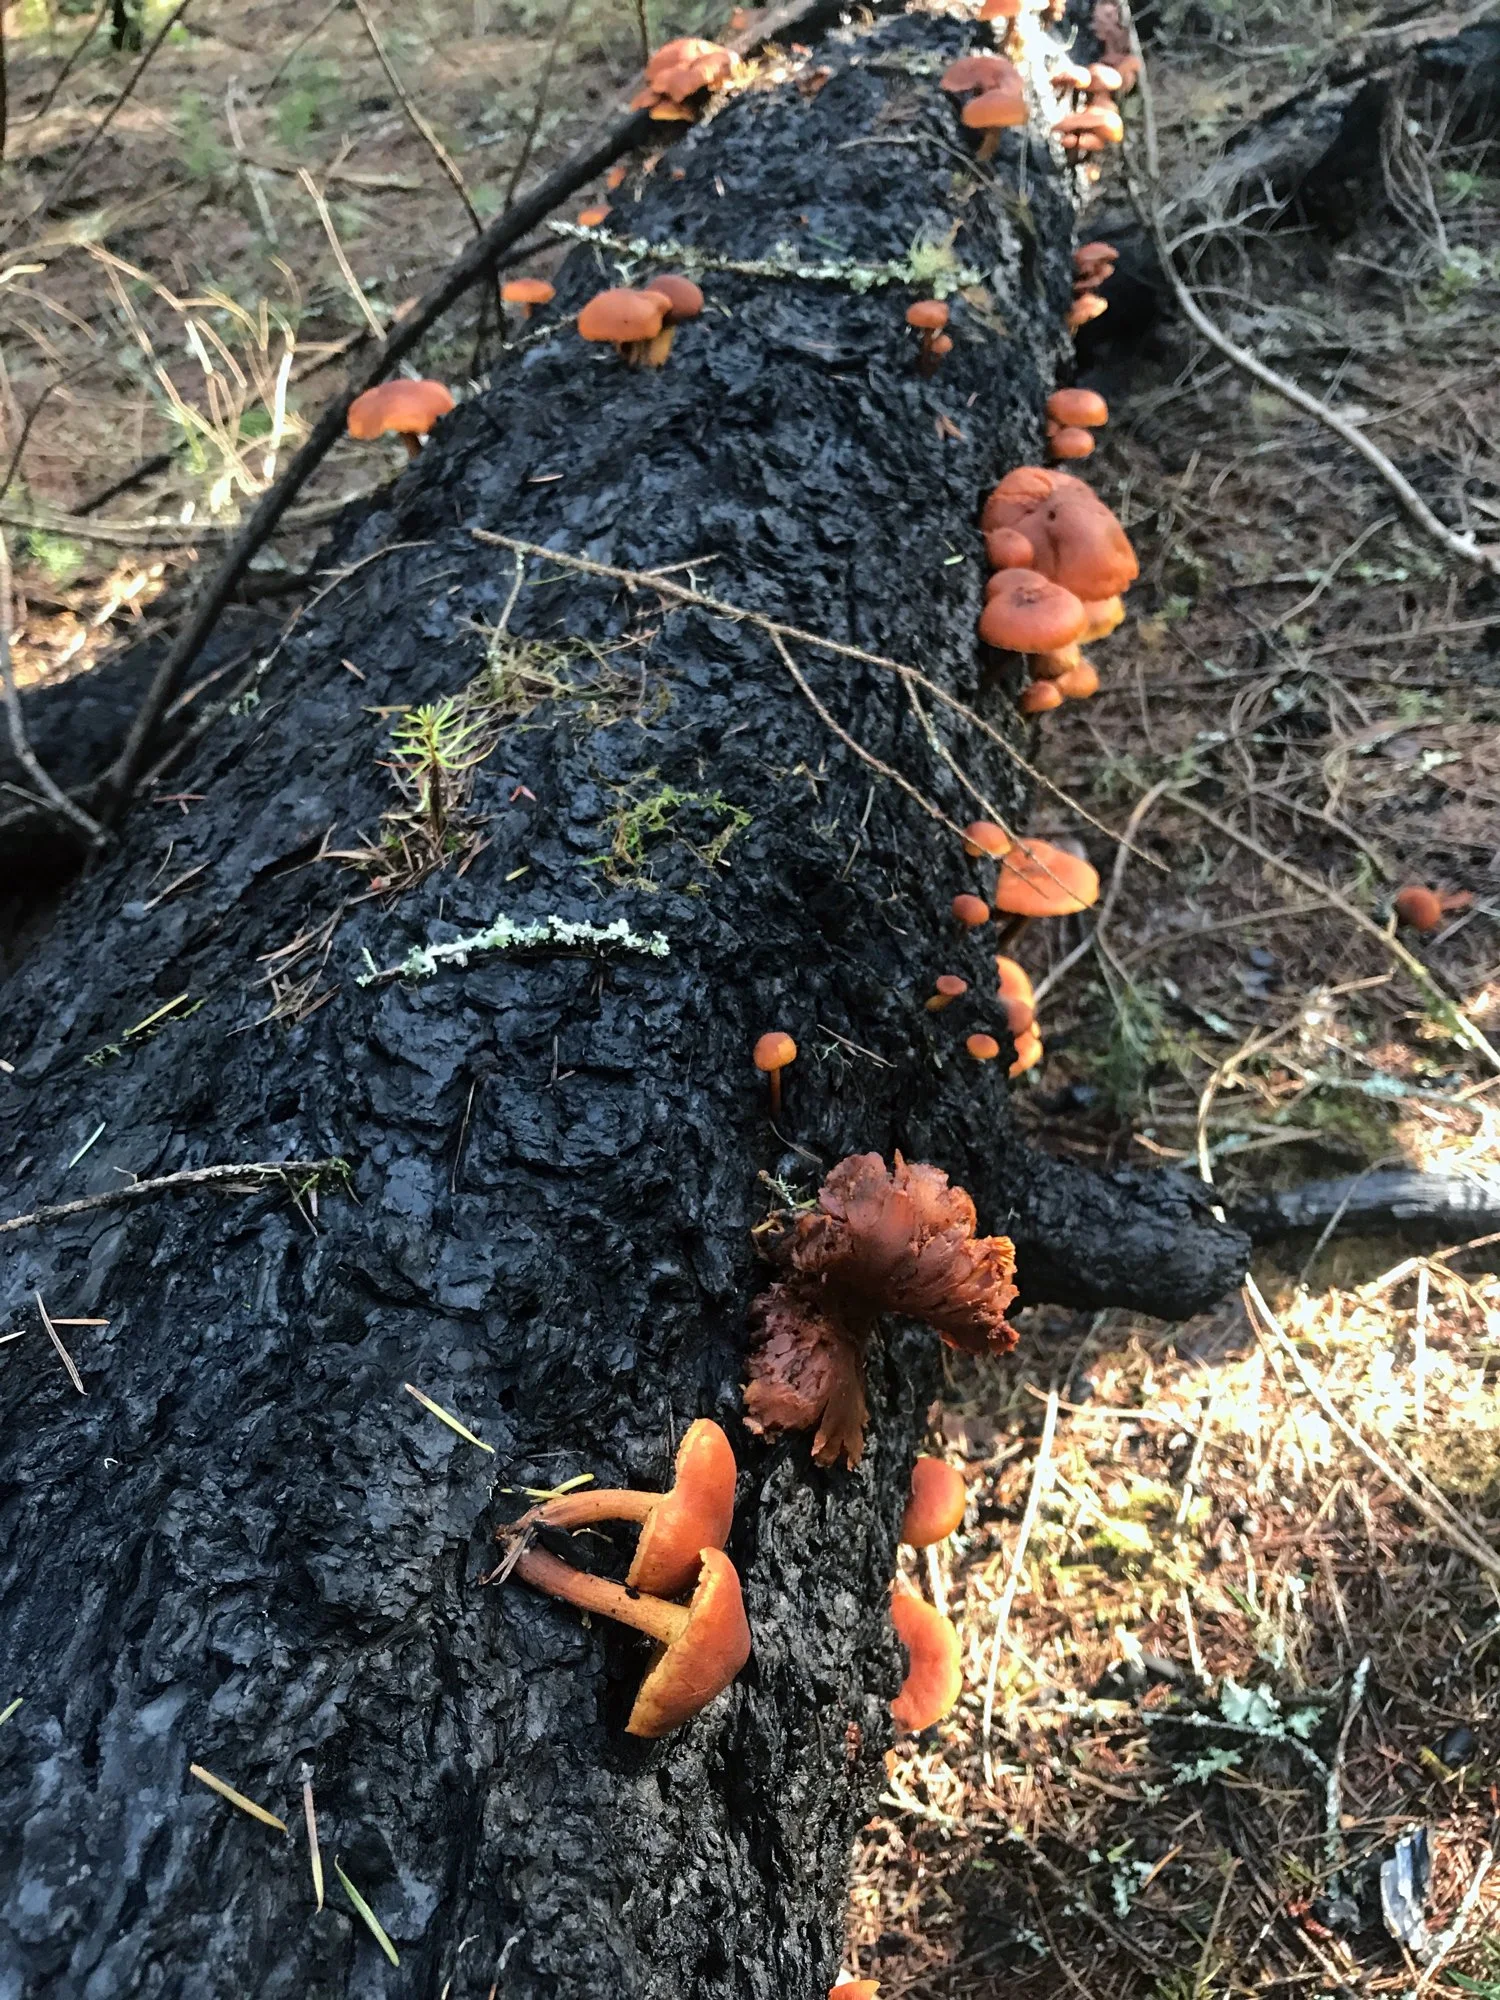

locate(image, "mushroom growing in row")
(901, 1458), (967, 1546)
(890, 1581), (963, 1730)
(940, 53), (1026, 161)
(578, 276), (703, 366)
(501, 276), (555, 321)
(346, 378), (454, 457)
(906, 299), (950, 374)
(631, 36), (738, 121)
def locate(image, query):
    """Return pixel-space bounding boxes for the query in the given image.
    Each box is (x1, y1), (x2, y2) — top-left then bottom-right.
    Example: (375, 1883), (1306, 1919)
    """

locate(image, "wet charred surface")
(0, 14), (1244, 1997)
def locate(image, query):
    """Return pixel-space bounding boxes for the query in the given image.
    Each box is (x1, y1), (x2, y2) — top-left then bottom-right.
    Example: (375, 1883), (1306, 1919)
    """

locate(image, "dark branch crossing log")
(0, 11), (1247, 1995)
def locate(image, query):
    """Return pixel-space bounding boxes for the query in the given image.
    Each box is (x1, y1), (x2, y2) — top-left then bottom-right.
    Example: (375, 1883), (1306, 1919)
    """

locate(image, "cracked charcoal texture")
(0, 14), (1247, 1998)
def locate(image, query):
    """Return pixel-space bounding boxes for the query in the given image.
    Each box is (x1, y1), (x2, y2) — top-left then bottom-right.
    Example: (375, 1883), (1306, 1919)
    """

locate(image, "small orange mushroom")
(978, 0), (1019, 15)
(501, 277), (555, 320)
(994, 955), (1035, 1034)
(753, 1030), (797, 1118)
(640, 273), (704, 365)
(829, 1984), (881, 1999)
(346, 378), (455, 458)
(902, 1457), (968, 1546)
(1020, 679), (1063, 714)
(1052, 57), (1093, 90)
(906, 298), (950, 373)
(1009, 1024), (1044, 1076)
(577, 203), (612, 226)
(962, 819), (1011, 859)
(995, 839), (1099, 918)
(1058, 104), (1124, 147)
(966, 1031), (1001, 1061)
(1049, 425), (1096, 461)
(926, 974), (969, 1013)
(1393, 885), (1443, 931)
(940, 54), (1017, 93)
(1017, 496), (1139, 600)
(979, 569), (1088, 653)
(510, 1417), (737, 1599)
(928, 332), (954, 361)
(577, 286), (669, 364)
(1079, 594), (1125, 642)
(962, 79), (1027, 160)
(1056, 657), (1100, 699)
(952, 893), (991, 929)
(1066, 292), (1109, 330)
(1047, 386), (1109, 428)
(890, 1584), (963, 1731)
(986, 525), (1035, 570)
(512, 1544), (750, 1737)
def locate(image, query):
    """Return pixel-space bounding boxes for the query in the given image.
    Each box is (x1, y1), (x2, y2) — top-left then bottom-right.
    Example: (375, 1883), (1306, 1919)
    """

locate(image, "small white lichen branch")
(357, 913), (671, 986)
(548, 222), (987, 298)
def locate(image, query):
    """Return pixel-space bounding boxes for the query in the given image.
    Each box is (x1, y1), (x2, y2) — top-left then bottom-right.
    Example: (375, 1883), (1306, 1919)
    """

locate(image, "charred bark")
(0, 13), (1246, 1997)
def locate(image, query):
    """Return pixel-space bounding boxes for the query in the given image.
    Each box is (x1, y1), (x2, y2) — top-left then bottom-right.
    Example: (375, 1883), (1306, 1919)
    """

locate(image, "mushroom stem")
(768, 1070), (783, 1119)
(976, 130), (1001, 163)
(401, 433), (422, 459)
(643, 324), (677, 368)
(917, 329), (938, 376)
(994, 914), (1031, 952)
(514, 1545), (689, 1647)
(522, 1488), (657, 1532)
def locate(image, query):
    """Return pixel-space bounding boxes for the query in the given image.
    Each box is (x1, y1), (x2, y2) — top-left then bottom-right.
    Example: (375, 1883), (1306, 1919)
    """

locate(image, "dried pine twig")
(1122, 22), (1500, 582)
(0, 1160), (344, 1238)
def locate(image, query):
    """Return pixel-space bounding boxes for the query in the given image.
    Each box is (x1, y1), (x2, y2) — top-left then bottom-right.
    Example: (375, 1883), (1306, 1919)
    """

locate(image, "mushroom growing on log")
(0, 6), (1248, 1994)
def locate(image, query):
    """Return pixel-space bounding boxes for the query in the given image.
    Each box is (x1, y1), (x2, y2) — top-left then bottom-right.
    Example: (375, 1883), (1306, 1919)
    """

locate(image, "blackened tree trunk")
(0, 12), (1246, 1996)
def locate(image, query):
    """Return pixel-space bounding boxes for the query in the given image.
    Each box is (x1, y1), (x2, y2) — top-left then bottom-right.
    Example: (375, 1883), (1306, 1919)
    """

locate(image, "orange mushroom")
(577, 286), (670, 364)
(1014, 495), (1139, 600)
(501, 277), (556, 321)
(1052, 57), (1093, 90)
(1049, 425), (1095, 460)
(1009, 1024), (1044, 1076)
(982, 464), (1093, 531)
(962, 819), (1012, 859)
(753, 1030), (797, 1118)
(952, 893), (991, 929)
(1057, 104), (1124, 148)
(940, 54), (1017, 93)
(962, 80), (1027, 160)
(1079, 594), (1125, 642)
(1066, 291), (1109, 329)
(994, 955), (1035, 1034)
(512, 1543), (750, 1737)
(346, 378), (455, 458)
(830, 1985), (881, 2000)
(966, 1031), (1001, 1061)
(1089, 61), (1124, 91)
(890, 1584), (963, 1731)
(1056, 657), (1100, 699)
(1020, 679), (1063, 713)
(1047, 386), (1109, 428)
(994, 839), (1099, 918)
(1028, 642), (1081, 679)
(509, 1418), (736, 1598)
(906, 298), (950, 373)
(577, 203), (612, 226)
(902, 1457), (968, 1546)
(926, 974), (969, 1013)
(985, 525), (1035, 570)
(978, 0), (1019, 15)
(928, 332), (954, 362)
(640, 273), (704, 366)
(979, 569), (1088, 653)
(1393, 885), (1443, 931)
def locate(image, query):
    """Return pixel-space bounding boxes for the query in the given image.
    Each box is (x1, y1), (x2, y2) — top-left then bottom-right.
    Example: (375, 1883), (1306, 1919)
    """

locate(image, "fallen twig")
(0, 1160), (344, 1239)
(351, 0), (484, 235)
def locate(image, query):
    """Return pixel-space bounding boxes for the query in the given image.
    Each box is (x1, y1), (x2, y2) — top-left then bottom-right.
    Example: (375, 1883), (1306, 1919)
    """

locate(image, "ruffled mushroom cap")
(952, 893), (990, 928)
(979, 569), (1088, 653)
(628, 1548), (752, 1738)
(578, 288), (667, 346)
(902, 1458), (968, 1546)
(940, 53), (1016, 92)
(994, 955), (1035, 1033)
(347, 378), (454, 442)
(1047, 387), (1109, 427)
(1020, 679), (1063, 713)
(1016, 496), (1138, 600)
(744, 1283), (870, 1467)
(1049, 425), (1095, 460)
(994, 839), (1099, 917)
(985, 525), (1035, 569)
(891, 1584), (963, 1731)
(962, 820), (1011, 859)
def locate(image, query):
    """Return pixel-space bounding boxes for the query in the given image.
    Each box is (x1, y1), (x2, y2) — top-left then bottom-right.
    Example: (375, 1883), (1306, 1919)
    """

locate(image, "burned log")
(0, 12), (1247, 1996)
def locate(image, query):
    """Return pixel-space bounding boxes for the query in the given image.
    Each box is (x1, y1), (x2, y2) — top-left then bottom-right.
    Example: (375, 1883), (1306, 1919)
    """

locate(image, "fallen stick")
(0, 1160), (344, 1239)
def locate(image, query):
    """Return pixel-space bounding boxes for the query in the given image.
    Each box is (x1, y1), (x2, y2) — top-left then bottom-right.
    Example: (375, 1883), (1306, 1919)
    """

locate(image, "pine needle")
(504, 1472), (597, 1501)
(335, 1860), (400, 1965)
(0, 1698), (21, 1725)
(402, 1382), (494, 1453)
(189, 1763), (288, 1832)
(36, 1293), (85, 1395)
(302, 1779), (324, 1912)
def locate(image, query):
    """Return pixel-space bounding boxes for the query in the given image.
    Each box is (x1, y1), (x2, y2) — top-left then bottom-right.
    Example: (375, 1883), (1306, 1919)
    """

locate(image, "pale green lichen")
(357, 913), (671, 986)
(548, 222), (987, 298)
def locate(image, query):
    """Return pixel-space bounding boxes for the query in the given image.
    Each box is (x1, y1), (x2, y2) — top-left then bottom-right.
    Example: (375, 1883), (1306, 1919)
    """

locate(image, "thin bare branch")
(0, 527), (101, 842)
(350, 0), (485, 235)
(0, 1160), (344, 1239)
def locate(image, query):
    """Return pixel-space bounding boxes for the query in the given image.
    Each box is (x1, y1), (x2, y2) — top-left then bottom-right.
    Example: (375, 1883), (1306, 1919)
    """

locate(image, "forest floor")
(3, 1), (1499, 1996)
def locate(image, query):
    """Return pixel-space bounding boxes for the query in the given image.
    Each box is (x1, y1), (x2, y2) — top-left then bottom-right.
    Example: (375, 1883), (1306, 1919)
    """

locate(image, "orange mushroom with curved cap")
(577, 203), (612, 226)
(509, 1417), (736, 1598)
(501, 277), (555, 320)
(1009, 1024), (1044, 1076)
(346, 378), (455, 458)
(995, 839), (1099, 918)
(891, 1583), (963, 1731)
(1058, 104), (1124, 148)
(979, 569), (1088, 653)
(962, 79), (1027, 160)
(1047, 386), (1109, 428)
(962, 819), (1011, 859)
(902, 1457), (968, 1546)
(753, 1030), (797, 1118)
(1079, 594), (1125, 642)
(952, 893), (990, 930)
(929, 333), (954, 361)
(994, 955), (1035, 1033)
(926, 974), (968, 1013)
(1056, 657), (1100, 699)
(830, 1984), (880, 1999)
(578, 286), (668, 365)
(940, 53), (1017, 93)
(1394, 885), (1444, 931)
(985, 525), (1034, 570)
(512, 1543), (750, 1737)
(966, 1031), (1000, 1061)
(1052, 56), (1093, 90)
(640, 273), (704, 366)
(906, 298), (950, 374)
(1066, 291), (1109, 329)
(1020, 679), (1063, 714)
(1049, 425), (1095, 461)
(1015, 495), (1139, 600)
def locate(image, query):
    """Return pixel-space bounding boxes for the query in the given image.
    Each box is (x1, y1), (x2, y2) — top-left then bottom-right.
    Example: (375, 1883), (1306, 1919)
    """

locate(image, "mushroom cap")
(578, 287), (668, 344)
(1049, 425), (1095, 460)
(1009, 1025), (1044, 1076)
(1052, 57), (1093, 89)
(890, 1585), (964, 1731)
(646, 35), (723, 78)
(906, 299), (949, 331)
(1016, 496), (1138, 600)
(1019, 679), (1063, 713)
(1029, 643), (1081, 680)
(952, 893), (990, 929)
(1058, 105), (1124, 143)
(929, 333), (954, 358)
(1047, 386), (1109, 428)
(647, 97), (696, 120)
(1394, 884), (1443, 931)
(502, 277), (556, 307)
(577, 203), (613, 225)
(1065, 292), (1109, 329)
(995, 954), (1035, 1009)
(985, 526), (1035, 570)
(965, 1032), (1000, 1061)
(994, 839), (1099, 917)
(626, 1547), (752, 1737)
(1079, 594), (1125, 642)
(901, 1457), (968, 1546)
(346, 378), (455, 440)
(979, 569), (1088, 653)
(962, 84), (1027, 130)
(829, 1985), (881, 1998)
(1056, 657), (1100, 699)
(934, 974), (968, 999)
(646, 273), (704, 322)
(1090, 61), (1124, 90)
(981, 465), (1093, 532)
(978, 0), (1020, 16)
(1074, 240), (1119, 268)
(940, 53), (1016, 93)
(753, 1030), (797, 1072)
(628, 1418), (738, 1597)
(962, 819), (1011, 859)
